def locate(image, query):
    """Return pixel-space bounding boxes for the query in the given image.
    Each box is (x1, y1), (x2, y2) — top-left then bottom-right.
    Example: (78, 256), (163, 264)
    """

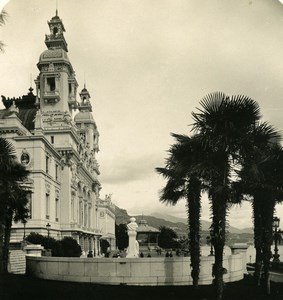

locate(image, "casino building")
(0, 11), (115, 254)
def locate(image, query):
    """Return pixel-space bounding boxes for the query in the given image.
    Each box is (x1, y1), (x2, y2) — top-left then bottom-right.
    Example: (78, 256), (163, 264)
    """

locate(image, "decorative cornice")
(0, 128), (27, 136)
(14, 135), (62, 160)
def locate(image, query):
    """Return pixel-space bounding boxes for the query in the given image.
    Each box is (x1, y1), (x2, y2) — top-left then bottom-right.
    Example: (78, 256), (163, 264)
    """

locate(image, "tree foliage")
(0, 137), (30, 273)
(158, 226), (180, 249)
(157, 92), (280, 300)
(100, 239), (110, 255)
(156, 134), (203, 286)
(191, 92), (262, 300)
(0, 9), (7, 52)
(115, 223), (128, 250)
(233, 139), (283, 290)
(59, 237), (82, 257)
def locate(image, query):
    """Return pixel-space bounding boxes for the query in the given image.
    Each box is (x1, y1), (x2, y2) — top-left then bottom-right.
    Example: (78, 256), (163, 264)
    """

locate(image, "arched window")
(53, 26), (58, 36)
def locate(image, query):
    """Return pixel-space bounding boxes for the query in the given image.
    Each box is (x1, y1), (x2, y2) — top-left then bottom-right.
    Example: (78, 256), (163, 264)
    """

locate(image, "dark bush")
(25, 233), (81, 257)
(100, 239), (110, 255)
(58, 237), (81, 257)
(115, 223), (128, 250)
(25, 232), (57, 250)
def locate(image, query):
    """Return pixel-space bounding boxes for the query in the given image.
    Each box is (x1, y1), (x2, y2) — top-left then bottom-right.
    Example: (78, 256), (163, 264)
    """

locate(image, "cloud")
(99, 152), (163, 184)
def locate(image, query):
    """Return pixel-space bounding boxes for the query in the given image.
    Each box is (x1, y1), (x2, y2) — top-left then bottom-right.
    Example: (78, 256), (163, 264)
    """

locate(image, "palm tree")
(0, 137), (30, 273)
(0, 9), (7, 52)
(156, 134), (204, 287)
(192, 92), (261, 300)
(235, 137), (283, 293)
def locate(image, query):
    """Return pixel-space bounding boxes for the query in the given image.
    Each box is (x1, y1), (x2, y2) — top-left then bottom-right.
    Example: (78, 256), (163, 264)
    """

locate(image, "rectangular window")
(47, 77), (55, 91)
(88, 207), (91, 228)
(46, 156), (49, 173)
(51, 136), (54, 144)
(46, 194), (50, 219)
(84, 204), (87, 227)
(55, 198), (59, 222)
(71, 197), (75, 221)
(55, 164), (58, 181)
(80, 202), (83, 225)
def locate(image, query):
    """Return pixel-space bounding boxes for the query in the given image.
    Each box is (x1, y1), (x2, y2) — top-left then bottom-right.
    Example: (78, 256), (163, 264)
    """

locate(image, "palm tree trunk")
(211, 192), (227, 300)
(3, 211), (13, 273)
(0, 184), (9, 274)
(253, 193), (263, 286)
(0, 224), (5, 273)
(261, 194), (275, 295)
(187, 177), (201, 287)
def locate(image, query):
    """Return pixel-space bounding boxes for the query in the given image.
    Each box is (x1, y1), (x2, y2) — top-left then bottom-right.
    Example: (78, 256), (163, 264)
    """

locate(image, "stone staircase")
(8, 250), (26, 274)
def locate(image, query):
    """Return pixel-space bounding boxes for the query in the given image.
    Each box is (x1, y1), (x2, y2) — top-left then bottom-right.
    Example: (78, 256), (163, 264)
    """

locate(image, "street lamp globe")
(272, 216), (281, 263)
(272, 217), (280, 229)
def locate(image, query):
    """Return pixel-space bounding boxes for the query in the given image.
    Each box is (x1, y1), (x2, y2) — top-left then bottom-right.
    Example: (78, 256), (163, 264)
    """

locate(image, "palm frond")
(0, 10), (7, 26)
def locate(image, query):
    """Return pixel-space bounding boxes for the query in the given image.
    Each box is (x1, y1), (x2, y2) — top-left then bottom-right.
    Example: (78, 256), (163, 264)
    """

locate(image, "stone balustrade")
(26, 254), (245, 286)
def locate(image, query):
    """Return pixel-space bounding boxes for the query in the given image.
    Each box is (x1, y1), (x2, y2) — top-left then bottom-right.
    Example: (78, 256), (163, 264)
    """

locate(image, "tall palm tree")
(156, 134), (205, 287)
(233, 122), (279, 279)
(0, 137), (30, 273)
(235, 136), (283, 293)
(192, 92), (261, 300)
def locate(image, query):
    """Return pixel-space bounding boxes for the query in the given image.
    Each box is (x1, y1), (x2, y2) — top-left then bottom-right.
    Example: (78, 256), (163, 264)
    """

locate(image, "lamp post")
(23, 219), (27, 240)
(272, 217), (280, 263)
(206, 229), (214, 256)
(46, 222), (51, 248)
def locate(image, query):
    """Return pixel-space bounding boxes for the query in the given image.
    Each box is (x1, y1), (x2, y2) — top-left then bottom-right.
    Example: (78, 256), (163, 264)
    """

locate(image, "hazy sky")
(1, 0), (283, 229)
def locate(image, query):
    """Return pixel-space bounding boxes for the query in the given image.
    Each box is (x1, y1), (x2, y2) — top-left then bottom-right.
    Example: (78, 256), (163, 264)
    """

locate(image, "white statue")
(34, 110), (43, 129)
(126, 217), (139, 258)
(127, 217), (138, 231)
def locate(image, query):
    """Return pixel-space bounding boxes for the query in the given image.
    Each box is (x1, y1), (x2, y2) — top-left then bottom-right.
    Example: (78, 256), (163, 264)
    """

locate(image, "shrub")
(25, 232), (56, 249)
(58, 237), (81, 257)
(25, 233), (81, 257)
(100, 239), (110, 255)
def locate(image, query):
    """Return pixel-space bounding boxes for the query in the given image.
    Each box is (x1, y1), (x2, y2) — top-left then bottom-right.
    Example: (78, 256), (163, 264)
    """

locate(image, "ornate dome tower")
(75, 85), (99, 160)
(35, 10), (78, 114)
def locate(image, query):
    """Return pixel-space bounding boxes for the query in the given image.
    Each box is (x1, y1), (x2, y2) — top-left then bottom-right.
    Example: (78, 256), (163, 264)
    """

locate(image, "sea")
(201, 245), (283, 263)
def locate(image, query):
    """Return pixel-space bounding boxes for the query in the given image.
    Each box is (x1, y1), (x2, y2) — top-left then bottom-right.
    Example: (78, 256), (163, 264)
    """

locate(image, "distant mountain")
(151, 213), (210, 231)
(151, 213), (187, 224)
(114, 205), (130, 225)
(114, 205), (188, 236)
(114, 205), (253, 236)
(151, 212), (252, 234)
(239, 227), (254, 234)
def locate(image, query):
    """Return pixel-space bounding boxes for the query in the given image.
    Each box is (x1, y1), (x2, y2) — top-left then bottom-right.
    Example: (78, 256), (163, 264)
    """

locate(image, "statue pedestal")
(127, 230), (138, 258)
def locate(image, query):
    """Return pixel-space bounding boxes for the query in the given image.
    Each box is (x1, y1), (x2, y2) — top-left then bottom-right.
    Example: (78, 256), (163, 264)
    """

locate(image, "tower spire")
(45, 9), (68, 52)
(56, 0), (58, 16)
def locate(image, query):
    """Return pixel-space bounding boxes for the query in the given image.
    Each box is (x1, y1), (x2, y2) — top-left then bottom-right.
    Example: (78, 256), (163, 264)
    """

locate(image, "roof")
(18, 108), (37, 131)
(39, 48), (70, 63)
(74, 111), (97, 126)
(1, 88), (38, 131)
(0, 108), (37, 131)
(136, 219), (160, 233)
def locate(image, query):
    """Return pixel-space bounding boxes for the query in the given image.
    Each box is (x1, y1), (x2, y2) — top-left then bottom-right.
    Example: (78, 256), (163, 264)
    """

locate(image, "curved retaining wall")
(26, 254), (245, 286)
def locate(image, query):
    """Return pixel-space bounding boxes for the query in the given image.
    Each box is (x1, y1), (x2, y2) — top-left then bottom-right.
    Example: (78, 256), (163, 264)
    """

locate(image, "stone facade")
(0, 12), (115, 254)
